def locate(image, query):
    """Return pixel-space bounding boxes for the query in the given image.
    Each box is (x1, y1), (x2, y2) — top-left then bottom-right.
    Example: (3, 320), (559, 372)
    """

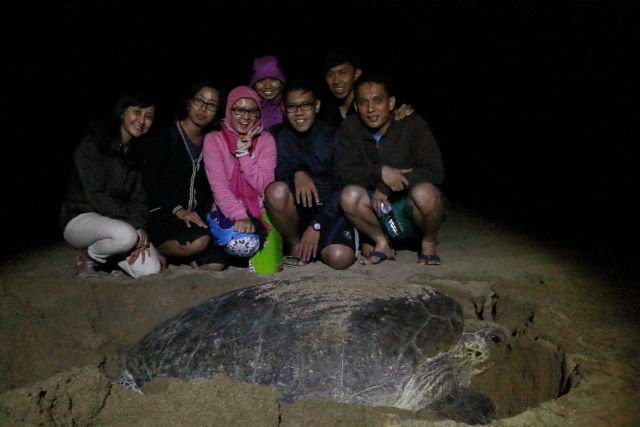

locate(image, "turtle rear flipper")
(418, 387), (496, 425)
(111, 370), (144, 394)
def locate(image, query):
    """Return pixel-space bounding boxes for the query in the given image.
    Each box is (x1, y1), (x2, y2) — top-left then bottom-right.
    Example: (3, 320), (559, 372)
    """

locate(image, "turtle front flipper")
(418, 386), (496, 425)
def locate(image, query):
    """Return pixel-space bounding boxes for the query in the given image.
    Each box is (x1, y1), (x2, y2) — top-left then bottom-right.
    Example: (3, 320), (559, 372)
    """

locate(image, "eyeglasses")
(285, 101), (315, 113)
(192, 97), (218, 112)
(231, 107), (260, 118)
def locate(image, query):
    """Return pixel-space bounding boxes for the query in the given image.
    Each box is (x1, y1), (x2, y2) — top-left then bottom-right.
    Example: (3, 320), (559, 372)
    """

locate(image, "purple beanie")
(249, 55), (286, 87)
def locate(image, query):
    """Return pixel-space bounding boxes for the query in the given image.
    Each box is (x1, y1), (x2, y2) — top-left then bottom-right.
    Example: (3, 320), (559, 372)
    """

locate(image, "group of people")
(60, 51), (447, 278)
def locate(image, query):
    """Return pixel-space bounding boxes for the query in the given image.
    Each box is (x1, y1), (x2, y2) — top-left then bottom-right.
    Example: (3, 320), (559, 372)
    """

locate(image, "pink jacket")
(203, 86), (277, 221)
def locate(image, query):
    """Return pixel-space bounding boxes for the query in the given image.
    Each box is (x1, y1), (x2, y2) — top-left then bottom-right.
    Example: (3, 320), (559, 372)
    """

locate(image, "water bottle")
(380, 202), (404, 239)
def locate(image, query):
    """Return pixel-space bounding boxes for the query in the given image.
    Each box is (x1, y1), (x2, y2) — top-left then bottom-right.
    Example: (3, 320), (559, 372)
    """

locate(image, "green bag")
(249, 212), (283, 274)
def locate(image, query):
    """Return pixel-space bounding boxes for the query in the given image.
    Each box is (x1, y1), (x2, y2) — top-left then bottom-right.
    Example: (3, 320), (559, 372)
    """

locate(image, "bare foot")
(360, 242), (374, 258)
(159, 254), (168, 270)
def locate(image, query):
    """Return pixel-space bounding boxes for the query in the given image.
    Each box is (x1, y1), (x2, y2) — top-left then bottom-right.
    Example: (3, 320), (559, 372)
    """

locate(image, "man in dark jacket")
(320, 49), (414, 128)
(319, 50), (362, 129)
(336, 71), (446, 266)
(265, 80), (358, 270)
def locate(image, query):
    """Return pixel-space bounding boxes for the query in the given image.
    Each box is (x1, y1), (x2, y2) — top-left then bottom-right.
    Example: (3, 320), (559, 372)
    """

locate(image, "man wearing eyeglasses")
(264, 80), (358, 269)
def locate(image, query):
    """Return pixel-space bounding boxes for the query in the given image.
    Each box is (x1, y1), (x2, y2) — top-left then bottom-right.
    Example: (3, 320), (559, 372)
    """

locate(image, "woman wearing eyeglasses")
(141, 78), (229, 271)
(202, 86), (277, 261)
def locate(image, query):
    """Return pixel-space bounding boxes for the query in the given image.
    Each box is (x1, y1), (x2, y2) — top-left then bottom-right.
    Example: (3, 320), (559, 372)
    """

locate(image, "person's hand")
(236, 123), (263, 153)
(135, 229), (150, 249)
(394, 103), (414, 121)
(236, 135), (252, 153)
(294, 171), (320, 207)
(175, 208), (208, 228)
(371, 190), (389, 217)
(234, 218), (255, 234)
(127, 246), (148, 265)
(381, 165), (412, 192)
(127, 229), (151, 264)
(296, 226), (320, 263)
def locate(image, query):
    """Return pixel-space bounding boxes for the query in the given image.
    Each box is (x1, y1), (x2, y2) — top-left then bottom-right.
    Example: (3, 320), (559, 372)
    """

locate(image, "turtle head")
(460, 332), (490, 370)
(460, 326), (509, 376)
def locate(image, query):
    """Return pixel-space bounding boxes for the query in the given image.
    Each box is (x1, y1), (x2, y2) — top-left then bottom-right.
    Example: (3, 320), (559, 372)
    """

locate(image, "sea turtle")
(117, 279), (502, 424)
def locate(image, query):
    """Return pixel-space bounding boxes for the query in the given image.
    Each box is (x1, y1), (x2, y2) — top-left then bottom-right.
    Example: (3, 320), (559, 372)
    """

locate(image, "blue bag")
(206, 210), (262, 258)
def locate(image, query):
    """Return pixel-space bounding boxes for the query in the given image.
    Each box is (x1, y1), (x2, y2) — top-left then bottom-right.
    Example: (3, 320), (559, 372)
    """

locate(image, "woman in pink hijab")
(203, 86), (277, 237)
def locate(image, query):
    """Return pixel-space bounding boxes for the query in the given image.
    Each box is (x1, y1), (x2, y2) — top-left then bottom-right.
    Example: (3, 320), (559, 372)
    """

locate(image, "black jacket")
(336, 114), (445, 196)
(317, 96), (356, 129)
(273, 119), (342, 229)
(142, 122), (213, 219)
(60, 137), (148, 230)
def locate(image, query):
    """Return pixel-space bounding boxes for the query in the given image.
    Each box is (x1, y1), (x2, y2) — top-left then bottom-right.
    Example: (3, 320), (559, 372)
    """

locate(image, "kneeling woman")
(60, 92), (163, 278)
(202, 86), (276, 264)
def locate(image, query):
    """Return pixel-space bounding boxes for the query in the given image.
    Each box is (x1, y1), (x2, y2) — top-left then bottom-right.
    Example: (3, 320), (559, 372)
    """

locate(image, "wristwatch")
(311, 221), (322, 231)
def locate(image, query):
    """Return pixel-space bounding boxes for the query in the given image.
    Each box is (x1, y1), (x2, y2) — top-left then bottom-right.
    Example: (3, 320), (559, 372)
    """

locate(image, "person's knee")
(340, 185), (365, 212)
(410, 183), (444, 213)
(113, 223), (139, 252)
(322, 245), (356, 270)
(265, 181), (291, 209)
(183, 235), (211, 256)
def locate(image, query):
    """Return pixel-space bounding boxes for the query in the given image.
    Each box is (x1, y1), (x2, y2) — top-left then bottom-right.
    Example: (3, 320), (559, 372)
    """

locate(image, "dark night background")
(3, 1), (637, 279)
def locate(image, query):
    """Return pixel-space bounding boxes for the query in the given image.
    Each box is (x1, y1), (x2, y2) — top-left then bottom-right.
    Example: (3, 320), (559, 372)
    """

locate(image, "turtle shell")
(124, 279), (464, 408)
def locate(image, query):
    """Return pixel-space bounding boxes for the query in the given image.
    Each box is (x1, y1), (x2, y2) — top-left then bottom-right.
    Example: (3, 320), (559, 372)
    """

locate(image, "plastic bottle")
(380, 202), (404, 238)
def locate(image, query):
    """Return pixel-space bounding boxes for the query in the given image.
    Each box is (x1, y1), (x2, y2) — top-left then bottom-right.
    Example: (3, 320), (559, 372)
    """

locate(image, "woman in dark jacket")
(60, 92), (162, 278)
(141, 79), (228, 270)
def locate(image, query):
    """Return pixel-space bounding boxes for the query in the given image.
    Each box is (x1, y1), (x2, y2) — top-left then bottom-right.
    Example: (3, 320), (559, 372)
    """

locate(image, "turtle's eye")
(490, 334), (502, 344)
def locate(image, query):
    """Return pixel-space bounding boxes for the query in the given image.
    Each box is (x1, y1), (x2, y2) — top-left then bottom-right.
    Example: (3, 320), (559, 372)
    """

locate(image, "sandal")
(76, 255), (99, 278)
(358, 251), (396, 266)
(283, 255), (304, 267)
(417, 253), (441, 266)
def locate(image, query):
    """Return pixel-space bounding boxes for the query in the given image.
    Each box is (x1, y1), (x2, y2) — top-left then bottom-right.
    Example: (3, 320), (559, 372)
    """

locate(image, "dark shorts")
(320, 215), (359, 251)
(148, 213), (210, 246)
(148, 213), (228, 266)
(191, 243), (229, 266)
(295, 206), (359, 252)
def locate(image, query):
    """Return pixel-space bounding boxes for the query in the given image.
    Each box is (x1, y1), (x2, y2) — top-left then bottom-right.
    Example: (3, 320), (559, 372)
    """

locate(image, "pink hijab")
(220, 86), (265, 221)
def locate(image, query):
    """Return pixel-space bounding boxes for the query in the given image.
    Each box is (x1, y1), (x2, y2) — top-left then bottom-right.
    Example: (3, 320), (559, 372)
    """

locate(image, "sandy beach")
(1, 205), (638, 426)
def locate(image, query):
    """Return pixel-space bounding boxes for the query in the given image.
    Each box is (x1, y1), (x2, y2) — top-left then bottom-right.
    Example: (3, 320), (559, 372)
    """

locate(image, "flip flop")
(417, 253), (441, 266)
(359, 251), (395, 266)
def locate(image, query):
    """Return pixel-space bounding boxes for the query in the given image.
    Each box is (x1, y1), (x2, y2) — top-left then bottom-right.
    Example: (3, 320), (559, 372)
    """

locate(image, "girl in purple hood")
(249, 55), (287, 132)
(203, 86), (277, 238)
